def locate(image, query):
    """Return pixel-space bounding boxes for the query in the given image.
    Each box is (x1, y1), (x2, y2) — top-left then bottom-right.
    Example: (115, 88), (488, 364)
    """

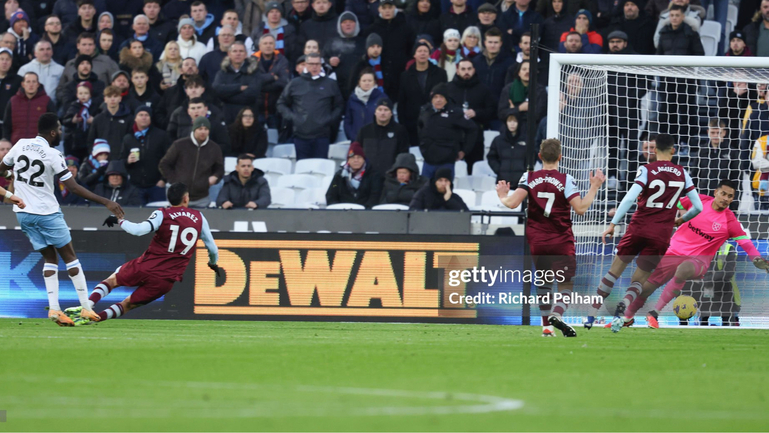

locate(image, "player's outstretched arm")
(496, 181), (527, 209)
(200, 215), (219, 265)
(62, 177), (125, 219)
(103, 210), (162, 236)
(570, 169), (606, 216)
(674, 190), (703, 227)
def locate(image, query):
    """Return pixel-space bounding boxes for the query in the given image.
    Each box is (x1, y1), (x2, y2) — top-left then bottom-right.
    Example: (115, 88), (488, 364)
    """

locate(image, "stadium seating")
(700, 20), (722, 57)
(295, 158), (337, 179)
(483, 130), (499, 148)
(271, 144), (297, 162)
(326, 203), (366, 210)
(409, 147), (424, 161)
(267, 128), (279, 144)
(276, 174), (317, 191)
(328, 142), (350, 166)
(372, 204), (409, 210)
(472, 161), (496, 178)
(294, 187), (327, 207)
(267, 187), (296, 208)
(455, 160), (468, 178)
(452, 188), (478, 206)
(454, 175), (496, 193)
(146, 201), (170, 208)
(224, 156), (237, 174)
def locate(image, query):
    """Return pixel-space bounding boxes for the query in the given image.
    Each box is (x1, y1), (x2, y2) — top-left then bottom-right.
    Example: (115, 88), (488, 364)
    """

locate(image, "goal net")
(546, 54), (769, 328)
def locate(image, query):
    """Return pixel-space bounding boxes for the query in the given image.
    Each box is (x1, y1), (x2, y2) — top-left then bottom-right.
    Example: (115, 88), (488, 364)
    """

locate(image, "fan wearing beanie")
(77, 139), (111, 190)
(408, 166), (469, 210)
(325, 141), (384, 208)
(431, 28), (462, 81)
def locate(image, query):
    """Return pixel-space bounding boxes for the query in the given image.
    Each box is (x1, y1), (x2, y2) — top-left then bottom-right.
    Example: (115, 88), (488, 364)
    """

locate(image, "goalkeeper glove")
(753, 257), (769, 272)
(102, 215), (120, 227)
(208, 263), (223, 277)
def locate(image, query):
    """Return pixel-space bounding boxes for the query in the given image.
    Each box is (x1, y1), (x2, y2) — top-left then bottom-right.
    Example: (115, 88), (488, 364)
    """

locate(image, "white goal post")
(545, 54), (769, 328)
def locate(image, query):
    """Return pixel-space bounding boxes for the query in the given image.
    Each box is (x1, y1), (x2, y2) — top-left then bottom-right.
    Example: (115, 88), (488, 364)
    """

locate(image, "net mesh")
(552, 62), (769, 328)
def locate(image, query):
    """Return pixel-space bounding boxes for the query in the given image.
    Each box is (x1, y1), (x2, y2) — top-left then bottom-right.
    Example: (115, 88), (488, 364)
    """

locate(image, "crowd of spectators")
(0, 0), (767, 211)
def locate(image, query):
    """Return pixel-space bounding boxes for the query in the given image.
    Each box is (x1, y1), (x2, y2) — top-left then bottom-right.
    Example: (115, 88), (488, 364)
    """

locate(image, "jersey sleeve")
(633, 165), (649, 187)
(200, 215), (219, 265)
(517, 172), (529, 190)
(145, 209), (165, 232)
(51, 151), (72, 181)
(120, 210), (164, 236)
(727, 214), (762, 259)
(564, 174), (580, 201)
(677, 196), (692, 211)
(683, 170), (695, 193)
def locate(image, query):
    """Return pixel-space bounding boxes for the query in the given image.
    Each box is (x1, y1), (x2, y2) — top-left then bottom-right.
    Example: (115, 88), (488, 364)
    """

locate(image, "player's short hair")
(100, 28), (113, 36)
(716, 179), (737, 191)
(38, 113), (60, 134)
(191, 1), (206, 9)
(708, 118), (726, 128)
(103, 85), (121, 97)
(237, 154), (254, 163)
(167, 183), (189, 206)
(131, 68), (148, 77)
(144, 0), (162, 5)
(539, 139), (561, 163)
(78, 0), (95, 8)
(654, 133), (675, 152)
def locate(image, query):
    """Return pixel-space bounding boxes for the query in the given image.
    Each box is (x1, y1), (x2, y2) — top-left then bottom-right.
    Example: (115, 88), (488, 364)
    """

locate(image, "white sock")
(66, 260), (90, 310)
(43, 263), (60, 311)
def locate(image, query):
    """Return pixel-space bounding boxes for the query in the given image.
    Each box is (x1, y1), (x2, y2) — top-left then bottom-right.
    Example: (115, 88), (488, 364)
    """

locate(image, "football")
(673, 296), (698, 320)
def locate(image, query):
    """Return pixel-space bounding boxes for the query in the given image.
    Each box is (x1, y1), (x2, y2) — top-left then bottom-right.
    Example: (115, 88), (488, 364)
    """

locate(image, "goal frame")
(546, 53), (769, 140)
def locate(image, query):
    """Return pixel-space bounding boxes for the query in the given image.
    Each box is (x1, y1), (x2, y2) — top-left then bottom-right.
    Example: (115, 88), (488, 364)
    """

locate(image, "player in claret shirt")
(610, 180), (769, 332)
(585, 134), (703, 330)
(66, 183), (221, 324)
(497, 138), (605, 337)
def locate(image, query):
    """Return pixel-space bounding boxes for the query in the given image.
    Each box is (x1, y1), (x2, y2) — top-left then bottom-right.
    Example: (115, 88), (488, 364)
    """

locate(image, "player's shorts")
(115, 258), (176, 306)
(16, 211), (72, 251)
(529, 240), (577, 282)
(646, 255), (709, 288)
(614, 230), (669, 272)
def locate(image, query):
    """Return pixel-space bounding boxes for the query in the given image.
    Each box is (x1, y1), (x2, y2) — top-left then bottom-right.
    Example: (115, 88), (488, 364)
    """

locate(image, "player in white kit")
(0, 114), (125, 326)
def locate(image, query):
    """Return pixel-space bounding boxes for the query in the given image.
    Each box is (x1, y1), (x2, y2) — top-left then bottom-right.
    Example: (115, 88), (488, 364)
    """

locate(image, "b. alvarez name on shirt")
(651, 166), (682, 176)
(169, 211), (199, 223)
(528, 176), (565, 192)
(687, 222), (714, 242)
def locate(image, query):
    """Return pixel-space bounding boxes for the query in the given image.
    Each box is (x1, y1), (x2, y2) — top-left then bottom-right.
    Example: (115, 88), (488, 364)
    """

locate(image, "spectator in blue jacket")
(344, 68), (388, 143)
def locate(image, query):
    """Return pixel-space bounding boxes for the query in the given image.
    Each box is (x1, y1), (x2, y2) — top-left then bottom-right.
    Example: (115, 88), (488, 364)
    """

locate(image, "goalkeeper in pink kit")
(611, 180), (769, 332)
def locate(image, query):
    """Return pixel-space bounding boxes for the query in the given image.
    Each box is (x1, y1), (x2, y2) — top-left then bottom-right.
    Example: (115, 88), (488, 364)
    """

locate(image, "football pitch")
(1, 319), (768, 432)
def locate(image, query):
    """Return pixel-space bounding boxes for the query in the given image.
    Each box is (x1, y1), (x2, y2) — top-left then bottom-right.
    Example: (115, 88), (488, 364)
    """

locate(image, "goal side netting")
(546, 54), (769, 328)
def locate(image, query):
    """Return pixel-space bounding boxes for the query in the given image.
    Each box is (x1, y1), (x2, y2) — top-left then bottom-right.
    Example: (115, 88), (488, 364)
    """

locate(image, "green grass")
(1, 319), (768, 431)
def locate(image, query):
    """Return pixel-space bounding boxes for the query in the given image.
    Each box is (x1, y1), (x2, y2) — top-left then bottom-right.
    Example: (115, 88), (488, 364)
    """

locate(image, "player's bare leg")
(39, 246), (74, 327)
(55, 242), (100, 321)
(548, 281), (577, 337)
(605, 266), (653, 330)
(585, 257), (629, 329)
(645, 260), (699, 328)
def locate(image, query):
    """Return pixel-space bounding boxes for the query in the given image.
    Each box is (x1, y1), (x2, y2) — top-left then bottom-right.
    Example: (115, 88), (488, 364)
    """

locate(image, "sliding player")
(0, 113), (124, 327)
(611, 180), (769, 332)
(497, 139), (605, 337)
(66, 183), (221, 324)
(585, 134), (703, 329)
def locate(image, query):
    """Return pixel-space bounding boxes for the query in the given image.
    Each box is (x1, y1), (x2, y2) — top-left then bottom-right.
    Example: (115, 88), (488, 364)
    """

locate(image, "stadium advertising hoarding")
(0, 231), (526, 324)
